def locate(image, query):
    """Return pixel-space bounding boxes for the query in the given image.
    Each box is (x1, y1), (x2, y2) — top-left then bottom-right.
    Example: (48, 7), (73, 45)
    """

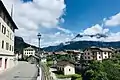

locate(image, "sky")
(2, 0), (120, 47)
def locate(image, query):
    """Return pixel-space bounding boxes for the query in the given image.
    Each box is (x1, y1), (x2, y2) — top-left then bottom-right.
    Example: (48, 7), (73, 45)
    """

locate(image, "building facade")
(0, 1), (18, 72)
(83, 47), (113, 61)
(56, 61), (75, 75)
(23, 46), (35, 57)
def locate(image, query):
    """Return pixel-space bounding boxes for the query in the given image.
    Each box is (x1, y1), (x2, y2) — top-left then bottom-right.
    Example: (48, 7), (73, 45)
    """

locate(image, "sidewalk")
(0, 61), (38, 80)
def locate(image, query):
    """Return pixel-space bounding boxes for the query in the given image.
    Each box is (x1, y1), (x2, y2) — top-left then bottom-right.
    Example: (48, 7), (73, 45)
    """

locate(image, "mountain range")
(15, 36), (120, 53)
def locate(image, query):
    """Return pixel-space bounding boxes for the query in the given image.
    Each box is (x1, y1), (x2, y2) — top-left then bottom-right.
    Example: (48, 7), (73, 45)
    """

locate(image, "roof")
(66, 50), (81, 54)
(0, 1), (18, 29)
(55, 51), (68, 55)
(84, 47), (113, 52)
(24, 46), (35, 50)
(99, 48), (113, 52)
(57, 61), (74, 67)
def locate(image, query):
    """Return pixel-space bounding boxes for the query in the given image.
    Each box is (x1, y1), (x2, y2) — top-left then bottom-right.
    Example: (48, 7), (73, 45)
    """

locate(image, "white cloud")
(57, 27), (72, 33)
(104, 13), (120, 26)
(2, 0), (67, 47)
(75, 24), (120, 42)
(41, 32), (74, 47)
(83, 24), (109, 35)
(105, 32), (120, 42)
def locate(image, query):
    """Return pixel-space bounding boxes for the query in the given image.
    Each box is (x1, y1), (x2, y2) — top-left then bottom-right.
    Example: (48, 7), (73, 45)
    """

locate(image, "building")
(27, 55), (39, 64)
(66, 50), (83, 61)
(83, 47), (113, 61)
(56, 61), (75, 75)
(54, 51), (68, 55)
(23, 46), (35, 57)
(115, 48), (120, 54)
(0, 1), (18, 72)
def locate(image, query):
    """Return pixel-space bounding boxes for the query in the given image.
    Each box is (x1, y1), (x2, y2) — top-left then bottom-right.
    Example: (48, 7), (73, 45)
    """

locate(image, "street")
(0, 61), (38, 80)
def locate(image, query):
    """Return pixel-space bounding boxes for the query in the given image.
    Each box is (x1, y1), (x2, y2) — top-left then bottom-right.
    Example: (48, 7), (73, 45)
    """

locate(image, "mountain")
(43, 41), (120, 52)
(43, 43), (65, 52)
(14, 36), (38, 53)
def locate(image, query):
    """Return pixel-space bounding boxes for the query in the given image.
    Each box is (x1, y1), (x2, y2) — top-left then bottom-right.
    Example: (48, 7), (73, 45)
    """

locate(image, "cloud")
(105, 32), (120, 42)
(104, 13), (120, 26)
(75, 24), (120, 42)
(41, 32), (74, 47)
(2, 0), (67, 47)
(83, 24), (109, 35)
(57, 27), (72, 33)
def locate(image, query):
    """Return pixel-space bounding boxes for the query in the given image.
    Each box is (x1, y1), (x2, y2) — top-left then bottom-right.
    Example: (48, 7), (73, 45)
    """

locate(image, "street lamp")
(37, 33), (41, 55)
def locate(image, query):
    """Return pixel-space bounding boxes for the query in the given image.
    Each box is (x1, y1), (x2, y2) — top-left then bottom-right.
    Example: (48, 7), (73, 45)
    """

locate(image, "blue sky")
(3, 0), (120, 47)
(62, 0), (120, 33)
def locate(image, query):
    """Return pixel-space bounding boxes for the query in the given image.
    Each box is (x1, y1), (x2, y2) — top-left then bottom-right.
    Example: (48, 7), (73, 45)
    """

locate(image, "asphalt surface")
(0, 61), (38, 80)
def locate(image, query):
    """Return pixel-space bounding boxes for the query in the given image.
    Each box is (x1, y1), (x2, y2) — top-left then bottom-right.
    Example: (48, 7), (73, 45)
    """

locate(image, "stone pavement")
(0, 61), (38, 80)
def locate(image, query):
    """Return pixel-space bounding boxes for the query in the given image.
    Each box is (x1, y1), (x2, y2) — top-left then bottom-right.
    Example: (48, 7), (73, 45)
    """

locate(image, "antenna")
(11, 4), (13, 18)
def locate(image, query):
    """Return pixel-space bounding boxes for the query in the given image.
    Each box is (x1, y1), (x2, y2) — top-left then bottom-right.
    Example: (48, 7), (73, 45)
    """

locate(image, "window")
(88, 53), (90, 55)
(88, 56), (90, 59)
(2, 40), (4, 49)
(2, 25), (6, 34)
(69, 69), (71, 71)
(6, 42), (9, 50)
(85, 56), (87, 59)
(2, 25), (4, 33)
(12, 46), (14, 51)
(0, 23), (1, 31)
(99, 56), (101, 58)
(105, 56), (107, 58)
(0, 58), (2, 67)
(10, 45), (11, 51)
(104, 52), (107, 55)
(92, 53), (94, 55)
(10, 33), (12, 39)
(6, 30), (9, 37)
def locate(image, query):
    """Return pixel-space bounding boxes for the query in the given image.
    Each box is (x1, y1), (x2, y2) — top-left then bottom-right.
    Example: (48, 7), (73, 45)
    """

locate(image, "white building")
(83, 47), (113, 61)
(56, 61), (75, 75)
(0, 1), (18, 72)
(23, 46), (35, 57)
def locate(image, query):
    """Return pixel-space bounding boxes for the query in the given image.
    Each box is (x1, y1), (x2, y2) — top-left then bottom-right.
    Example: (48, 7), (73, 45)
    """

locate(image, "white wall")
(64, 65), (75, 75)
(0, 56), (17, 73)
(102, 52), (109, 59)
(96, 52), (102, 61)
(0, 14), (17, 73)
(0, 17), (14, 55)
(23, 49), (35, 57)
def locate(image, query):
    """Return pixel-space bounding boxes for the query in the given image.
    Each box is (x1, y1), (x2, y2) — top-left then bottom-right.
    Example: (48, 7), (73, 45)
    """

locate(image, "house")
(27, 55), (39, 64)
(0, 1), (18, 72)
(55, 51), (68, 55)
(56, 61), (75, 75)
(115, 48), (120, 54)
(41, 56), (47, 63)
(66, 50), (83, 61)
(83, 47), (113, 61)
(23, 46), (35, 57)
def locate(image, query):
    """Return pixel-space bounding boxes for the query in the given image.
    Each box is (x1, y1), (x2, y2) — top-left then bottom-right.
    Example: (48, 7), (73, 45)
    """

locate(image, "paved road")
(0, 61), (38, 80)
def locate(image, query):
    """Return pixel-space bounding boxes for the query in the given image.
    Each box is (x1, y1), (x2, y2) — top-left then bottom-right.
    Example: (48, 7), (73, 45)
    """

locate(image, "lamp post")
(37, 33), (41, 56)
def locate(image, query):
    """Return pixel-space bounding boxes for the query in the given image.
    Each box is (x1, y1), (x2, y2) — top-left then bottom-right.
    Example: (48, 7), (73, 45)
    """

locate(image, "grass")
(47, 60), (53, 67)
(54, 71), (82, 80)
(40, 63), (52, 80)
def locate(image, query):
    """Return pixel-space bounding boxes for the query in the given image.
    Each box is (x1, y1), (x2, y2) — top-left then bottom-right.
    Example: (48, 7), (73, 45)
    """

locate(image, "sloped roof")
(24, 46), (35, 50)
(0, 1), (18, 29)
(99, 48), (113, 52)
(57, 61), (74, 67)
(55, 51), (68, 55)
